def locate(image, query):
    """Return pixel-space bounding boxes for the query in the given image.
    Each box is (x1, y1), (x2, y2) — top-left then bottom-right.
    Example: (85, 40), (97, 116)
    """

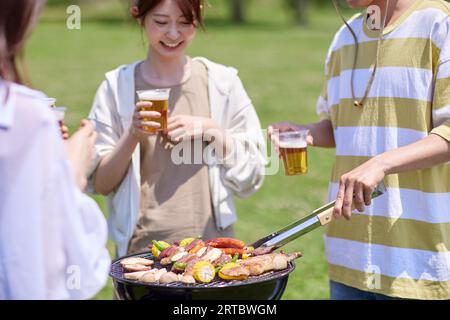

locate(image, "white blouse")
(0, 80), (110, 299)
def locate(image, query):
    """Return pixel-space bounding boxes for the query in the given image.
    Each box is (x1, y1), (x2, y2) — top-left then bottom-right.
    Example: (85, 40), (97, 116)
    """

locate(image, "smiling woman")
(87, 0), (266, 259)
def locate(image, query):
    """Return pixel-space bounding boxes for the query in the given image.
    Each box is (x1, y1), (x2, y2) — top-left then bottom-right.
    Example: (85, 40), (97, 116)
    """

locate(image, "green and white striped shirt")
(317, 0), (450, 299)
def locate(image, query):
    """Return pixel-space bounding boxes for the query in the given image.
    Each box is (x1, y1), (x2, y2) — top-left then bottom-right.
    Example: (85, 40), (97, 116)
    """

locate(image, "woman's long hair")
(0, 0), (44, 85)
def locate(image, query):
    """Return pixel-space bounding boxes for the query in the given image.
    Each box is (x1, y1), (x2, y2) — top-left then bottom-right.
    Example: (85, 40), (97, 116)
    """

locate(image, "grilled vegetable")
(242, 253), (251, 260)
(171, 251), (188, 262)
(152, 240), (170, 251)
(151, 240), (171, 258)
(192, 261), (216, 283)
(205, 237), (245, 249)
(188, 241), (206, 254)
(179, 238), (196, 247)
(185, 239), (203, 252)
(218, 263), (250, 281)
(172, 262), (188, 273)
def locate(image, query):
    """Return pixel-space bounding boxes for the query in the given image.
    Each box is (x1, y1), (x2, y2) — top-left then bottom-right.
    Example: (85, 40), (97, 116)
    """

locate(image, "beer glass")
(137, 89), (171, 133)
(278, 130), (309, 176)
(52, 106), (66, 127)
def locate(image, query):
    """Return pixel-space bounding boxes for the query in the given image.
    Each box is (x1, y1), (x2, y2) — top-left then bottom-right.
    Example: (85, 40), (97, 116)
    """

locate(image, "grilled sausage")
(205, 238), (245, 249)
(219, 248), (245, 256)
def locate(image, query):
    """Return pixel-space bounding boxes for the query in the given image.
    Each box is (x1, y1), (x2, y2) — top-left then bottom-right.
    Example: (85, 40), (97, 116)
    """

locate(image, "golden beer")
(278, 131), (309, 176)
(137, 89), (170, 133)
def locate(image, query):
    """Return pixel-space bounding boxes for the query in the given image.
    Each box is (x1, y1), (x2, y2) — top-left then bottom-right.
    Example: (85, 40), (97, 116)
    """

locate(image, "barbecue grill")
(110, 252), (296, 300)
(110, 182), (386, 300)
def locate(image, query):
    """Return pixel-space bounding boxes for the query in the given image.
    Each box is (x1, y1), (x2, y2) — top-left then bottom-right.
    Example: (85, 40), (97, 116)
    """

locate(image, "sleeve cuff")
(430, 121), (450, 142)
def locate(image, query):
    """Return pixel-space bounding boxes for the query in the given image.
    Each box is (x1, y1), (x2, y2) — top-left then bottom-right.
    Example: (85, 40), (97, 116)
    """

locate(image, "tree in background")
(229, 0), (246, 23)
(285, 0), (309, 25)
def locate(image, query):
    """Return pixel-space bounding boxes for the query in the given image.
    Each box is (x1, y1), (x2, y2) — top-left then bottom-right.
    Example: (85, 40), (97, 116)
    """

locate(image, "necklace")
(331, 0), (390, 108)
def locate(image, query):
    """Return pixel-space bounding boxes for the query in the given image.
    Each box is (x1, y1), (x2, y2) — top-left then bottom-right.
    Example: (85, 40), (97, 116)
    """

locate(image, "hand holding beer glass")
(135, 89), (170, 135)
(269, 125), (309, 176)
(43, 97), (69, 139)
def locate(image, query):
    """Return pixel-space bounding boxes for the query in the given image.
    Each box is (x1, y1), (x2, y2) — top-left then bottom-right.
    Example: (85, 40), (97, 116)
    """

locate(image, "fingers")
(342, 181), (355, 220)
(353, 182), (365, 213)
(167, 118), (182, 132)
(136, 101), (153, 110)
(61, 125), (69, 140)
(133, 111), (161, 121)
(363, 184), (373, 206)
(78, 119), (95, 137)
(167, 128), (185, 142)
(333, 181), (346, 219)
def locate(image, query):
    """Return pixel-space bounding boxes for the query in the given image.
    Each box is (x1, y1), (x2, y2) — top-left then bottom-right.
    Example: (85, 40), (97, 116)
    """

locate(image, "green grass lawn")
(26, 0), (348, 299)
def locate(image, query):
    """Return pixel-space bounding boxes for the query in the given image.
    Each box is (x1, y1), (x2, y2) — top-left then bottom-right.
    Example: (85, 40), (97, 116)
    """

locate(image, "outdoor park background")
(27, 0), (356, 299)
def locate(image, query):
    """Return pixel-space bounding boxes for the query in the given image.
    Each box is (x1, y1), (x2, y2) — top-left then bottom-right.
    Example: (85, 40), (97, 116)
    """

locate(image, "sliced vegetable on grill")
(179, 237), (196, 247)
(192, 261), (216, 283)
(151, 240), (171, 258)
(187, 239), (206, 254)
(172, 262), (188, 273)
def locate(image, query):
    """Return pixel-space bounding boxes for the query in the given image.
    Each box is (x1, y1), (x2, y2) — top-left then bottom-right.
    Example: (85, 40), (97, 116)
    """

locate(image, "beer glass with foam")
(278, 130), (309, 176)
(136, 89), (171, 133)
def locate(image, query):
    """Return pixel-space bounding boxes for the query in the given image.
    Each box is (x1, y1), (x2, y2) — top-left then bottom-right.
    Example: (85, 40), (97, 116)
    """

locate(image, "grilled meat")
(159, 246), (180, 259)
(238, 252), (302, 276)
(159, 272), (180, 283)
(120, 257), (154, 266)
(123, 271), (152, 281)
(122, 264), (152, 272)
(205, 237), (245, 249)
(211, 253), (232, 267)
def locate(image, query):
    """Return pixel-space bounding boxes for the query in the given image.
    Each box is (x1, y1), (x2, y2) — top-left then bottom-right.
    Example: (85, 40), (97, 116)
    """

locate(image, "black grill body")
(110, 252), (296, 300)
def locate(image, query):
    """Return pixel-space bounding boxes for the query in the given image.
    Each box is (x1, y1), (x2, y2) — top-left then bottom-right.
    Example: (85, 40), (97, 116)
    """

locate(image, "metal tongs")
(250, 181), (387, 251)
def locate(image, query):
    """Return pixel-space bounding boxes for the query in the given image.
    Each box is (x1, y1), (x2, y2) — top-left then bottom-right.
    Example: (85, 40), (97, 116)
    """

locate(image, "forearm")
(307, 119), (336, 148)
(373, 133), (450, 175)
(93, 131), (139, 195)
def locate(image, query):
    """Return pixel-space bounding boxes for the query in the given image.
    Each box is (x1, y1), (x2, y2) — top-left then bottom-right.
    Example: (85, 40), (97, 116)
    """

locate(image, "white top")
(0, 80), (111, 300)
(88, 57), (267, 257)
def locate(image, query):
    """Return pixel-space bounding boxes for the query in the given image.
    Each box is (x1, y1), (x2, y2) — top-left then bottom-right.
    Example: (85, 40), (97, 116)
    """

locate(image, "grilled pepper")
(151, 240), (170, 258)
(192, 261), (216, 283)
(179, 237), (196, 247)
(172, 262), (188, 273)
(188, 240), (206, 254)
